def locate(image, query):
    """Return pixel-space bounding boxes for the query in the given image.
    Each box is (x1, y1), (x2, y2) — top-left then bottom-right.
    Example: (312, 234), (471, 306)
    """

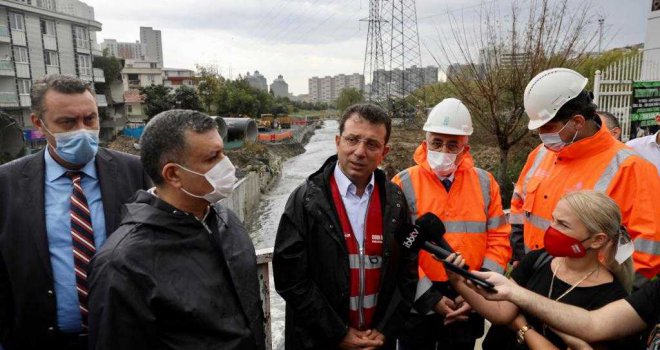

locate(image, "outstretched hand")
(467, 270), (516, 301)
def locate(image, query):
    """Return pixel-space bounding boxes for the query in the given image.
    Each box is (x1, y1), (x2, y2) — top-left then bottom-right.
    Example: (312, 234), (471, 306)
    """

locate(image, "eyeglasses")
(342, 135), (384, 152)
(427, 140), (463, 153)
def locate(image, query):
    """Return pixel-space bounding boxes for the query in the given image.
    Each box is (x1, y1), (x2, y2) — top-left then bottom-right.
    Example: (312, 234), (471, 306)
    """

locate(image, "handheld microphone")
(396, 212), (469, 270)
(396, 212), (496, 291)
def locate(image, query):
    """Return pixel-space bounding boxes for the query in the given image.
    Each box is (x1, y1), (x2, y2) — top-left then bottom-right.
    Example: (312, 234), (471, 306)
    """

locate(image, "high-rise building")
(101, 39), (145, 60)
(370, 66), (438, 98)
(246, 70), (267, 91)
(270, 74), (288, 98)
(0, 0), (105, 129)
(308, 73), (364, 103)
(140, 26), (163, 67)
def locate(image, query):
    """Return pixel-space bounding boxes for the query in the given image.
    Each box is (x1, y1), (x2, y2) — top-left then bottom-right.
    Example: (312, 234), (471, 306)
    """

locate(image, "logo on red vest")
(371, 234), (383, 244)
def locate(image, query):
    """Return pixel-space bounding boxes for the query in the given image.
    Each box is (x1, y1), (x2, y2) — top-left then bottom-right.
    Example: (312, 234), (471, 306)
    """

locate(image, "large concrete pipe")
(223, 117), (258, 144)
(0, 113), (24, 162)
(210, 116), (228, 140)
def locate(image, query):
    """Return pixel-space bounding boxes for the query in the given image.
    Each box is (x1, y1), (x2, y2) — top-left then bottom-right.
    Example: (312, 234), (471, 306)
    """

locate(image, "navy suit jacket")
(0, 148), (150, 350)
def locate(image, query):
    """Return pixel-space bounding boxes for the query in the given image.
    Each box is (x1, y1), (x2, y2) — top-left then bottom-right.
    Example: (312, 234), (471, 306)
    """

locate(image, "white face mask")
(539, 121), (578, 152)
(176, 156), (237, 203)
(427, 149), (460, 177)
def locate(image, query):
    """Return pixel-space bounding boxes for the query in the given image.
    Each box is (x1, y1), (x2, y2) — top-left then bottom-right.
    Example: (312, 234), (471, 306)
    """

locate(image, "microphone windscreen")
(415, 212), (446, 243)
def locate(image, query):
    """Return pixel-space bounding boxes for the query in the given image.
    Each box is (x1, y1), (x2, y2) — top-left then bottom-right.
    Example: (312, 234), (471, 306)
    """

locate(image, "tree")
(431, 0), (601, 195)
(174, 85), (202, 111)
(140, 85), (174, 119)
(196, 64), (222, 113)
(92, 50), (123, 104)
(335, 88), (364, 112)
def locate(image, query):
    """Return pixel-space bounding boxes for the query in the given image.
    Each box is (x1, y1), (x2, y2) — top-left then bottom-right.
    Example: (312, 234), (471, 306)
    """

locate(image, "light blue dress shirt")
(333, 164), (374, 249)
(44, 150), (106, 333)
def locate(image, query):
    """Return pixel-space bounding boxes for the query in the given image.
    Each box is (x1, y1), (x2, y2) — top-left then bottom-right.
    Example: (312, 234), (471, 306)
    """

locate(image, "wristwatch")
(516, 324), (533, 344)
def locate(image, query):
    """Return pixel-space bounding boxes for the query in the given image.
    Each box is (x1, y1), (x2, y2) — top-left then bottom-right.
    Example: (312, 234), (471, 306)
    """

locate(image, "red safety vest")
(330, 175), (383, 330)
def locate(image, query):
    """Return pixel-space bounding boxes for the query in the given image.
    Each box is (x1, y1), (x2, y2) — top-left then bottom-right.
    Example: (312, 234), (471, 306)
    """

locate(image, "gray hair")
(140, 109), (217, 185)
(31, 74), (95, 119)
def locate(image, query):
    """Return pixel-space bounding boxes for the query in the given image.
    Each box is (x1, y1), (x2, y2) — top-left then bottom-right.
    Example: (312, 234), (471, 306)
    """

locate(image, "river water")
(248, 120), (338, 349)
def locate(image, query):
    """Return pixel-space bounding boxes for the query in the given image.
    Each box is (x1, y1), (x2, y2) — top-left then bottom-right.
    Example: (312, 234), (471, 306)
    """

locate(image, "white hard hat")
(524, 68), (588, 130)
(423, 98), (473, 135)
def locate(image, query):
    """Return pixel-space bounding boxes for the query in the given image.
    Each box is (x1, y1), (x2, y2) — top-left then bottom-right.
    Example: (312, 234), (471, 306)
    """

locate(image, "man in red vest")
(273, 103), (418, 349)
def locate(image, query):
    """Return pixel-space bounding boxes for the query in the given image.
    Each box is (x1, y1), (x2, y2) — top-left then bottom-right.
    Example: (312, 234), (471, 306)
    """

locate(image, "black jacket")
(273, 155), (418, 349)
(88, 190), (266, 350)
(0, 148), (149, 350)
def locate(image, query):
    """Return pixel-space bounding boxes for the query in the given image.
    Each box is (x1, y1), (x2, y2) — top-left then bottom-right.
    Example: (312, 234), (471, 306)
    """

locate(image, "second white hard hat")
(423, 98), (473, 135)
(524, 68), (588, 130)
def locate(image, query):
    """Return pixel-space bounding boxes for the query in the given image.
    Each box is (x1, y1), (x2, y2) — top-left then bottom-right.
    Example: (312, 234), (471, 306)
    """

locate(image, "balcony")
(15, 63), (30, 78)
(0, 60), (15, 76)
(0, 92), (19, 107)
(93, 68), (105, 83)
(43, 35), (57, 51)
(96, 94), (108, 107)
(92, 43), (102, 57)
(19, 94), (30, 107)
(0, 25), (10, 43)
(46, 65), (59, 75)
(128, 79), (141, 88)
(11, 31), (26, 46)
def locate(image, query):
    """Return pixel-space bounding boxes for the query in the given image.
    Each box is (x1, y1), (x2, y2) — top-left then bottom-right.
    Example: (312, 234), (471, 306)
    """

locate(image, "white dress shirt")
(626, 131), (660, 175)
(333, 164), (375, 249)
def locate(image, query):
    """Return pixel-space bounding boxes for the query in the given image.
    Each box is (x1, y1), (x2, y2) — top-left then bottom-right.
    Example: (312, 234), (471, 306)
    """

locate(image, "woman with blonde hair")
(445, 190), (636, 350)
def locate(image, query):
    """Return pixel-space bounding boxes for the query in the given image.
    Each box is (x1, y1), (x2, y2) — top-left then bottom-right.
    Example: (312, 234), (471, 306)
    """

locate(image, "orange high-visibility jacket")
(510, 124), (660, 282)
(392, 143), (512, 283)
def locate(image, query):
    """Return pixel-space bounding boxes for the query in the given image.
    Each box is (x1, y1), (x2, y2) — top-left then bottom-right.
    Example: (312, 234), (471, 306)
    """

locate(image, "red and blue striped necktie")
(66, 171), (95, 332)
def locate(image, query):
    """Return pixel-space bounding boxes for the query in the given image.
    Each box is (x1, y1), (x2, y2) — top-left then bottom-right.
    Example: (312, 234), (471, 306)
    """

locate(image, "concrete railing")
(256, 248), (274, 350)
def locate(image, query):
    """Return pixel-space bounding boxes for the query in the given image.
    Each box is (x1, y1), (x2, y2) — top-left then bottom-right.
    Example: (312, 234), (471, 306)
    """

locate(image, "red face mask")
(544, 226), (590, 258)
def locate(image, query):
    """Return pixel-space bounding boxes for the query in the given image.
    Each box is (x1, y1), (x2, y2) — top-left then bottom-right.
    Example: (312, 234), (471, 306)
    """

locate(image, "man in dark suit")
(0, 75), (150, 350)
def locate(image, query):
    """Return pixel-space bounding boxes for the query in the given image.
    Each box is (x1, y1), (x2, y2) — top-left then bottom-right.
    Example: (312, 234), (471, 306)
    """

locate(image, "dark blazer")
(0, 148), (150, 350)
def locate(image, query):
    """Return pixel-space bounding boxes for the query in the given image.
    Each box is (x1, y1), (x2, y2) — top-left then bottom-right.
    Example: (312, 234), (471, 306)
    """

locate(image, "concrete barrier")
(219, 172), (261, 223)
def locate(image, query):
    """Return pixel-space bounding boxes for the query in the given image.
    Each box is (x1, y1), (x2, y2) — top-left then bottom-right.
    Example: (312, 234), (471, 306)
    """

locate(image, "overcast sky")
(82, 0), (652, 95)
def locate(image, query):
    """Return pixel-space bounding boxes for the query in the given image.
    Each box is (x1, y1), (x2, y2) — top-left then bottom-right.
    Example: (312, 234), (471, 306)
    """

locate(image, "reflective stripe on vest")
(475, 168), (491, 216)
(593, 148), (636, 192)
(487, 215), (507, 230)
(444, 221), (487, 233)
(522, 147), (548, 198)
(348, 254), (383, 269)
(634, 238), (660, 256)
(509, 213), (524, 225)
(482, 257), (505, 274)
(350, 293), (378, 310)
(397, 169), (418, 222)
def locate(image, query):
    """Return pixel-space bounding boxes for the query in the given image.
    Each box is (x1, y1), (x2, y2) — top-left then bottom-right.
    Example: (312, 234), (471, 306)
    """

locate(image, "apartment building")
(101, 38), (145, 60)
(0, 0), (105, 130)
(163, 67), (196, 89)
(246, 70), (267, 91)
(308, 73), (364, 103)
(270, 74), (288, 98)
(140, 26), (162, 67)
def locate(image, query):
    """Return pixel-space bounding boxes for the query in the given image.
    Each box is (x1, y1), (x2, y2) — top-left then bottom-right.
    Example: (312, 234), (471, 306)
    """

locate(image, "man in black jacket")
(0, 75), (149, 350)
(88, 110), (265, 350)
(273, 103), (419, 349)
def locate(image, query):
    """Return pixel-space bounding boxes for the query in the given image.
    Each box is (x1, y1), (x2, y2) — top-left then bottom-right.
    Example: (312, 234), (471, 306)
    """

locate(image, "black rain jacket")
(88, 190), (266, 350)
(273, 155), (419, 349)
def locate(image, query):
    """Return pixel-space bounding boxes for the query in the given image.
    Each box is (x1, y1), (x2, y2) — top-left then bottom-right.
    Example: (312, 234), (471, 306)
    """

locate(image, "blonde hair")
(560, 190), (634, 293)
